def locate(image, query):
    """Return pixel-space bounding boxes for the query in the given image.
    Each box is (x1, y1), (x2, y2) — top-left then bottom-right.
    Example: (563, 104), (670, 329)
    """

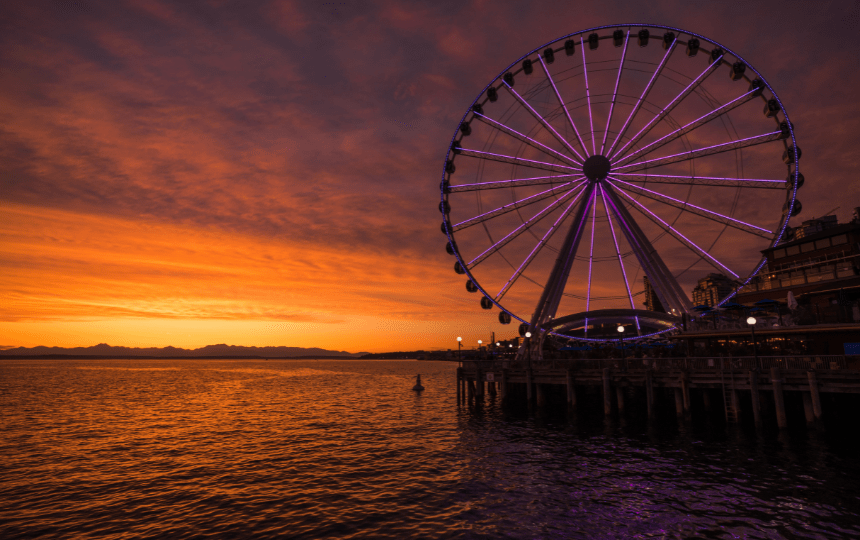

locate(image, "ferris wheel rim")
(440, 23), (800, 341)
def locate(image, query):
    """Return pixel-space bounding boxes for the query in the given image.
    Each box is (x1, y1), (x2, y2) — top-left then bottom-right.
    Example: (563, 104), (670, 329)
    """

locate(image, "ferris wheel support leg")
(602, 184), (693, 315)
(516, 185), (596, 363)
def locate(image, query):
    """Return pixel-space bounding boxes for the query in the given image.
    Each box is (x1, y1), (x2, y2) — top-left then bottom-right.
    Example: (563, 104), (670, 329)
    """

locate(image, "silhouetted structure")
(643, 275), (665, 312)
(692, 273), (735, 307)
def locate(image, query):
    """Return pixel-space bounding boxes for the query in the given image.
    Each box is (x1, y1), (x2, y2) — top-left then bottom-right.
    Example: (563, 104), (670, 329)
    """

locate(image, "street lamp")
(456, 336), (462, 366)
(747, 316), (759, 368)
(617, 325), (626, 367)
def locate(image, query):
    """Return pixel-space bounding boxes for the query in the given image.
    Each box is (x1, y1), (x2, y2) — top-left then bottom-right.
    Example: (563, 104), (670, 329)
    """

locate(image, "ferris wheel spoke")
(581, 37), (597, 156)
(472, 113), (581, 168)
(467, 183), (588, 268)
(614, 130), (784, 173)
(611, 54), (723, 162)
(600, 30), (630, 155)
(452, 178), (586, 232)
(458, 148), (581, 174)
(610, 173), (787, 189)
(502, 82), (584, 164)
(608, 183), (740, 278)
(496, 187), (595, 302)
(605, 36), (678, 159)
(614, 88), (760, 167)
(598, 184), (641, 333)
(447, 173), (585, 193)
(606, 177), (773, 239)
(537, 56), (590, 160)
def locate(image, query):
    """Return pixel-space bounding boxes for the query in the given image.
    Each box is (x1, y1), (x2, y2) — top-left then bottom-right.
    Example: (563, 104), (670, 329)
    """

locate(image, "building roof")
(763, 222), (860, 253)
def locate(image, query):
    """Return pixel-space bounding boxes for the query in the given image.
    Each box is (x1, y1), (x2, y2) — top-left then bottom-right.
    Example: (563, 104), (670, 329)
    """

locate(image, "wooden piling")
(500, 369), (508, 399)
(674, 388), (684, 416)
(467, 379), (474, 399)
(536, 383), (546, 407)
(566, 369), (576, 408)
(771, 367), (787, 429)
(702, 389), (711, 412)
(749, 370), (762, 426)
(802, 393), (815, 423)
(680, 372), (691, 413)
(808, 370), (823, 420)
(602, 368), (612, 416)
(526, 369), (533, 402)
(616, 386), (625, 414)
(645, 370), (655, 417)
(488, 378), (496, 396)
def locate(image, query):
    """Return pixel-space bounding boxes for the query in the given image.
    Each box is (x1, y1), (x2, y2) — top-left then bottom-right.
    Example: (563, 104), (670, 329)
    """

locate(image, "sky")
(1, 0), (859, 352)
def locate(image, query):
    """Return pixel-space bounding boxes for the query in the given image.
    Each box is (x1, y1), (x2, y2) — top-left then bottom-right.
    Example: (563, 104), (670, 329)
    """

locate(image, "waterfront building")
(691, 273), (736, 307)
(643, 275), (665, 312)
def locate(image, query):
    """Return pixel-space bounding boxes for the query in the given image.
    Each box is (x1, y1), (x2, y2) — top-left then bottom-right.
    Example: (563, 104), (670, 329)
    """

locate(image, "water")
(2, 358), (860, 539)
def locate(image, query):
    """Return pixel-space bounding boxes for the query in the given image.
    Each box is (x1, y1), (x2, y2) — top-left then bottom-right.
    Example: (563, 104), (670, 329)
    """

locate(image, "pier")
(456, 355), (860, 427)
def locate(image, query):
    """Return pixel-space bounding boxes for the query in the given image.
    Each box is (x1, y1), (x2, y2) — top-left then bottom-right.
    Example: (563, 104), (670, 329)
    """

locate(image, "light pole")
(617, 325), (626, 369)
(747, 317), (759, 368)
(524, 331), (532, 370)
(457, 336), (462, 366)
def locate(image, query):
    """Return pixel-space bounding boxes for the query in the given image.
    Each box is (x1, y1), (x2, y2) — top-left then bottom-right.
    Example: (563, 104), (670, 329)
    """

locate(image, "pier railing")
(463, 355), (856, 372)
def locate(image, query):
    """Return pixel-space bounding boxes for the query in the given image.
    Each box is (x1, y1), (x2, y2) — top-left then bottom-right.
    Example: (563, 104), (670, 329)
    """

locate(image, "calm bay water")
(2, 358), (860, 539)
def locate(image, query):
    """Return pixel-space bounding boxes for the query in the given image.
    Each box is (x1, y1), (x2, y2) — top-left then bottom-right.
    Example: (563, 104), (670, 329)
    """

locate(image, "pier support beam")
(645, 370), (655, 417)
(566, 370), (576, 409)
(488, 379), (496, 396)
(771, 367), (787, 429)
(536, 383), (546, 407)
(702, 389), (711, 412)
(674, 388), (684, 417)
(467, 379), (474, 399)
(475, 370), (484, 398)
(500, 369), (508, 400)
(808, 370), (823, 420)
(749, 370), (762, 427)
(526, 369), (533, 402)
(680, 372), (691, 414)
(602, 368), (612, 416)
(616, 386), (625, 414)
(802, 393), (815, 423)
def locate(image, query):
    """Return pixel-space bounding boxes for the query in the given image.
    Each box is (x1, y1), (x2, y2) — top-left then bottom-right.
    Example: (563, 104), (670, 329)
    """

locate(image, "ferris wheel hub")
(582, 154), (611, 181)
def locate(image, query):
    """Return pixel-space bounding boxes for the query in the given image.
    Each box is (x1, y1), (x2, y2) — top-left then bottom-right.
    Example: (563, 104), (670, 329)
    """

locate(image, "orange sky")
(1, 0), (859, 352)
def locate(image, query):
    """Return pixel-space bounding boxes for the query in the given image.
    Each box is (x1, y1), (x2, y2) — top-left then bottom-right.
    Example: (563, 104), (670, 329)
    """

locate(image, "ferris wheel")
(439, 24), (802, 351)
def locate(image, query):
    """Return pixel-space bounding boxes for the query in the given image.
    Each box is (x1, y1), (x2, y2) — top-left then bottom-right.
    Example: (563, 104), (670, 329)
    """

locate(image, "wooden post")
(488, 377), (496, 396)
(526, 369), (533, 402)
(536, 383), (546, 406)
(475, 370), (484, 398)
(566, 369), (576, 408)
(602, 368), (612, 416)
(749, 370), (762, 426)
(645, 370), (655, 418)
(467, 379), (474, 399)
(674, 388), (684, 417)
(802, 393), (815, 423)
(680, 372), (691, 413)
(702, 389), (711, 412)
(771, 367), (787, 429)
(807, 370), (823, 420)
(731, 389), (741, 418)
(616, 386), (625, 414)
(500, 369), (508, 400)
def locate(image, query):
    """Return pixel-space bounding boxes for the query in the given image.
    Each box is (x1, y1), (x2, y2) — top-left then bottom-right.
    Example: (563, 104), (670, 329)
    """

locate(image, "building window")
(831, 234), (848, 245)
(814, 238), (831, 249)
(773, 248), (786, 258)
(801, 242), (815, 252)
(786, 245), (800, 256)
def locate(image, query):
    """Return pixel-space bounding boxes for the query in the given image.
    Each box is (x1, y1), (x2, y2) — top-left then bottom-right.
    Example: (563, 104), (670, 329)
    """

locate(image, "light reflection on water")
(1, 358), (860, 539)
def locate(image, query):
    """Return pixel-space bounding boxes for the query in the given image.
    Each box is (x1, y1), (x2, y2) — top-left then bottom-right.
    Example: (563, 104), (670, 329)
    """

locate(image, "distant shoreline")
(0, 355), (364, 360)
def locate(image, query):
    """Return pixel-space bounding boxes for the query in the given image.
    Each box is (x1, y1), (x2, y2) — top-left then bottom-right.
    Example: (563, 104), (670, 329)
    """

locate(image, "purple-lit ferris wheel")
(440, 24), (802, 355)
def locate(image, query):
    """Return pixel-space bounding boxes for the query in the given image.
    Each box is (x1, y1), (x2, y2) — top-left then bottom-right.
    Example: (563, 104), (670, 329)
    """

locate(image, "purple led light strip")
(609, 178), (772, 234)
(473, 112), (580, 168)
(613, 131), (783, 173)
(614, 89), (758, 167)
(460, 148), (581, 173)
(537, 55), (589, 161)
(503, 82), (584, 164)
(600, 30), (629, 155)
(611, 173), (784, 185)
(454, 178), (586, 230)
(581, 37), (596, 156)
(584, 189), (598, 337)
(607, 179), (739, 278)
(610, 55), (722, 162)
(495, 186), (591, 301)
(450, 173), (584, 192)
(599, 184), (640, 332)
(605, 37), (676, 159)
(468, 183), (587, 267)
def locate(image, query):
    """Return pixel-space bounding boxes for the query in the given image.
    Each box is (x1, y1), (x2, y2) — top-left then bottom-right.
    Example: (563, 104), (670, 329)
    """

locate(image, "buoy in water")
(413, 374), (425, 391)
